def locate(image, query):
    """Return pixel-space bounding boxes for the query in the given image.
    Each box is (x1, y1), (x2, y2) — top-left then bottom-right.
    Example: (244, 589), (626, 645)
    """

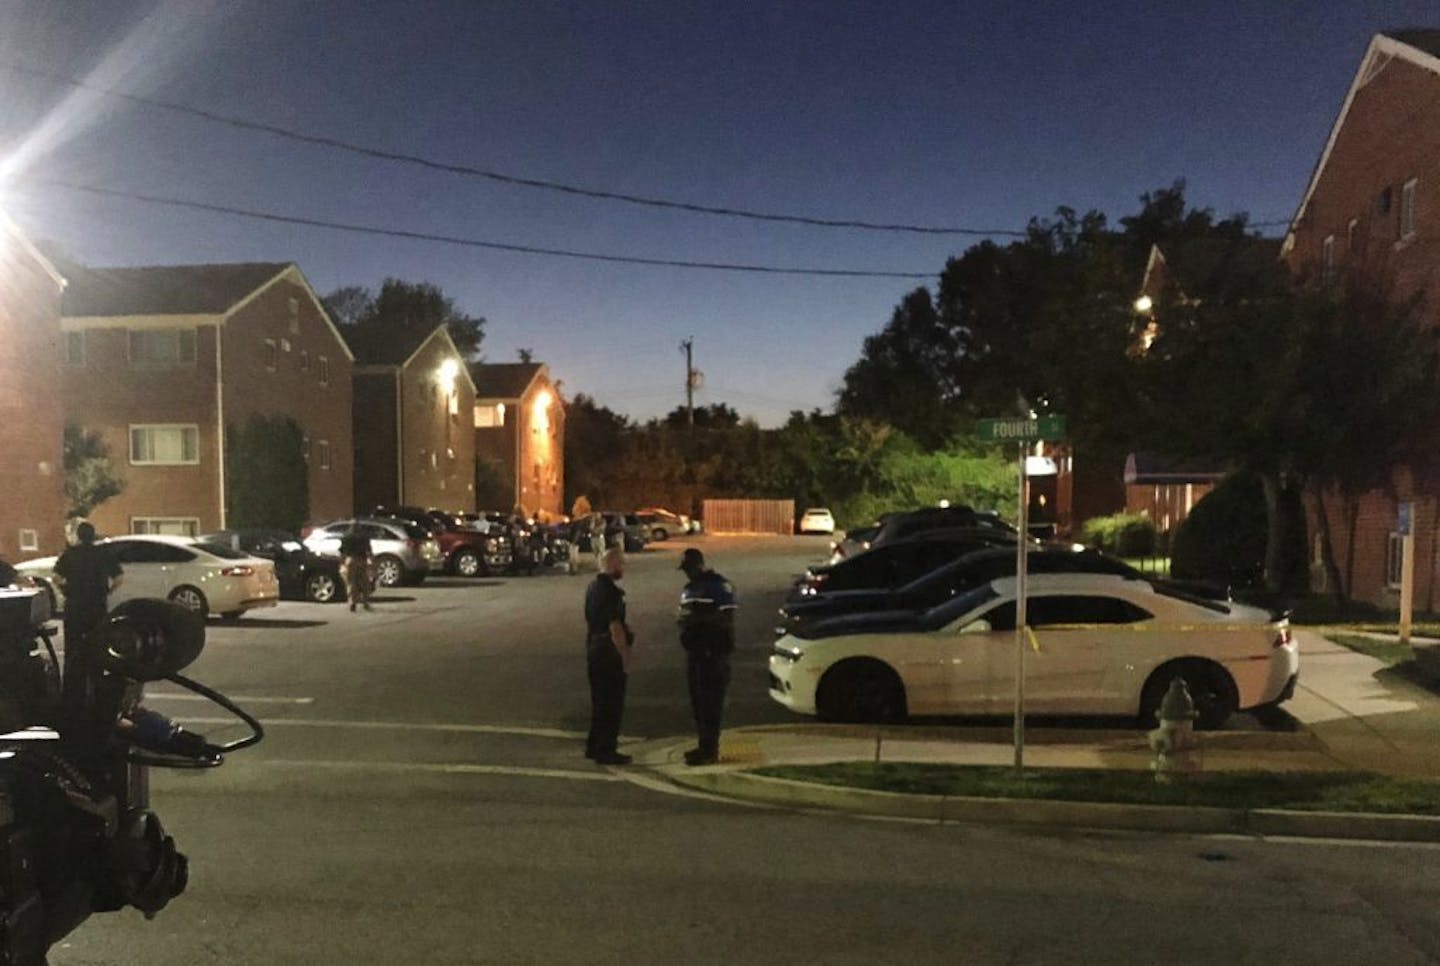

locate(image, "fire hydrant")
(1147, 677), (1202, 781)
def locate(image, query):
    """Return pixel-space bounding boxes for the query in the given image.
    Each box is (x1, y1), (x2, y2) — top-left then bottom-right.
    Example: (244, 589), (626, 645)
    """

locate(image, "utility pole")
(680, 337), (696, 433)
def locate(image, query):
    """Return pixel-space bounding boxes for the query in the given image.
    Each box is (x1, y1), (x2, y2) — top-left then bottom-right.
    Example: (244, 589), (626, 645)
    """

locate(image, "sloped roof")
(1385, 28), (1440, 59)
(62, 262), (290, 317)
(470, 362), (544, 400)
(1124, 452), (1228, 485)
(344, 323), (437, 367)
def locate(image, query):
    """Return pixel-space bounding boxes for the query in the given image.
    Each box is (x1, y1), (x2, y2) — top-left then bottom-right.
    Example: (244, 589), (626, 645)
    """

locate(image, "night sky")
(1, 0), (1433, 425)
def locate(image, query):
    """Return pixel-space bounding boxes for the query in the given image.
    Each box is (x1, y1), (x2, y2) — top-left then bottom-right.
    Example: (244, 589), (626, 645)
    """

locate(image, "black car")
(779, 545), (1143, 633)
(790, 528), (1017, 602)
(201, 529), (347, 604)
(869, 506), (1015, 548)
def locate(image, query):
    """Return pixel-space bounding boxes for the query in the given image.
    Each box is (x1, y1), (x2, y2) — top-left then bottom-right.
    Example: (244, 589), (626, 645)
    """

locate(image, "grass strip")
(753, 763), (1440, 814)
(1324, 633), (1416, 667)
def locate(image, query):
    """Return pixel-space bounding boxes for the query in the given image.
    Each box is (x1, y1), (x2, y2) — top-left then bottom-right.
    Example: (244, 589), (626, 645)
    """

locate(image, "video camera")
(0, 589), (262, 965)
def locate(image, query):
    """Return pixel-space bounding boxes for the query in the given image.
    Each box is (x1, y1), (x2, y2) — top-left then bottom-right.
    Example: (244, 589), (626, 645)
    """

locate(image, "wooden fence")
(702, 499), (796, 535)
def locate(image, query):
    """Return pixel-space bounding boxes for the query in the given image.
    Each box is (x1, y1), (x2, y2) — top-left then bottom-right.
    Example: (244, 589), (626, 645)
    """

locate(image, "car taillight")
(1273, 625), (1292, 648)
(220, 566), (254, 577)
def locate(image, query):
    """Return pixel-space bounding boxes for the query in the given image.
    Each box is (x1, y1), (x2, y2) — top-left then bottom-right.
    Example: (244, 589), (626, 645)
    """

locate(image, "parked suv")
(202, 528), (348, 604)
(373, 506), (512, 576)
(304, 518), (442, 586)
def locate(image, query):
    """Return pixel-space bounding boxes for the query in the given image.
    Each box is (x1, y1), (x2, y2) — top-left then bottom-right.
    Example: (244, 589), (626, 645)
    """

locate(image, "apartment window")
(1378, 187), (1393, 215)
(317, 439), (331, 470)
(1386, 531), (1405, 588)
(475, 403), (506, 427)
(448, 391), (460, 417)
(1347, 218), (1358, 251)
(1321, 235), (1335, 281)
(128, 328), (196, 367)
(63, 331), (85, 367)
(1401, 178), (1418, 239)
(318, 355), (330, 387)
(264, 338), (278, 371)
(301, 433), (310, 464)
(288, 297), (300, 335)
(131, 517), (200, 537)
(130, 424), (200, 465)
(18, 529), (38, 552)
(299, 349), (310, 372)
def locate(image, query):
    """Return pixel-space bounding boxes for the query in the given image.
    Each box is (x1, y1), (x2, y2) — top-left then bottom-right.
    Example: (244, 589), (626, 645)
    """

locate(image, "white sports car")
(769, 573), (1297, 729)
(17, 535), (279, 620)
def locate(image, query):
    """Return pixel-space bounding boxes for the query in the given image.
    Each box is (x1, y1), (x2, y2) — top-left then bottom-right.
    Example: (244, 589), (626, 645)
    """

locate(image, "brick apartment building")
(0, 215), (67, 560)
(1283, 29), (1440, 607)
(60, 262), (355, 536)
(349, 324), (477, 514)
(471, 363), (564, 518)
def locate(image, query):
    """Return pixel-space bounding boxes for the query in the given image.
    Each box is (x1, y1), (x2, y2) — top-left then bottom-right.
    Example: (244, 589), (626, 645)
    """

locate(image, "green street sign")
(975, 415), (1067, 442)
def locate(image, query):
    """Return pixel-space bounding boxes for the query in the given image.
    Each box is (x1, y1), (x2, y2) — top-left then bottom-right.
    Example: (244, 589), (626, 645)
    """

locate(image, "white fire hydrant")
(1148, 677), (1202, 781)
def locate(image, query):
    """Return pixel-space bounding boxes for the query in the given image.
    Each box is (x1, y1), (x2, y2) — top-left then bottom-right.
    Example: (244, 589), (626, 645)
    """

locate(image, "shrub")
(1079, 512), (1157, 557)
(1170, 471), (1267, 587)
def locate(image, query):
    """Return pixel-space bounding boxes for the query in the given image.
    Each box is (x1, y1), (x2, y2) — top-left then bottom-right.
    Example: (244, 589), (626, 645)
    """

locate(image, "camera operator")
(53, 522), (123, 701)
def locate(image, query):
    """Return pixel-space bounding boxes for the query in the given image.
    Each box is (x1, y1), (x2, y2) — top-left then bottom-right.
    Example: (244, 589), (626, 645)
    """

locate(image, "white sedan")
(769, 573), (1298, 729)
(17, 535), (279, 619)
(798, 508), (836, 535)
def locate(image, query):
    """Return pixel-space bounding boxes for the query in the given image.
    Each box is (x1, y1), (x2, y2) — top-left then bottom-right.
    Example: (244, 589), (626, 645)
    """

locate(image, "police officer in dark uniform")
(677, 548), (736, 766)
(52, 522), (123, 702)
(584, 547), (634, 765)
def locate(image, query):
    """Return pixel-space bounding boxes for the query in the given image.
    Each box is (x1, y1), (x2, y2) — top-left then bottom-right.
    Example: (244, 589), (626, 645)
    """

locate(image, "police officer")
(676, 548), (736, 766)
(52, 522), (123, 701)
(584, 547), (634, 765)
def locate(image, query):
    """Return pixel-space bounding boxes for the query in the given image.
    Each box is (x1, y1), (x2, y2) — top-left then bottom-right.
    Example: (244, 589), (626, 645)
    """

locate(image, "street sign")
(976, 415), (1067, 442)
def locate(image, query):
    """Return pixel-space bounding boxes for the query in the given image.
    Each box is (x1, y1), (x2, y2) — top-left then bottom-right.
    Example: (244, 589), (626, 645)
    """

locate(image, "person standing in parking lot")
(584, 547), (633, 765)
(338, 523), (373, 612)
(588, 512), (607, 572)
(53, 521), (123, 700)
(676, 548), (736, 766)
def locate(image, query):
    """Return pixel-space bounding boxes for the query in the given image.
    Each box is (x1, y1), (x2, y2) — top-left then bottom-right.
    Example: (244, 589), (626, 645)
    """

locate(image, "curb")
(669, 770), (1440, 843)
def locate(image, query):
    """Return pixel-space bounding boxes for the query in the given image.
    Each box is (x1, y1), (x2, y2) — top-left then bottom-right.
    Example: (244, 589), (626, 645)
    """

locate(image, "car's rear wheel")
(1139, 659), (1238, 731)
(373, 555), (404, 588)
(167, 585), (208, 616)
(816, 659), (907, 724)
(651, 527), (668, 541)
(453, 549), (482, 577)
(306, 571), (341, 603)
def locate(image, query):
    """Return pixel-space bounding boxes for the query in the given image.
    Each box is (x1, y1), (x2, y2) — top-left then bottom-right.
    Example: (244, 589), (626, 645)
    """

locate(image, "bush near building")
(1079, 512), (1157, 557)
(1170, 471), (1267, 587)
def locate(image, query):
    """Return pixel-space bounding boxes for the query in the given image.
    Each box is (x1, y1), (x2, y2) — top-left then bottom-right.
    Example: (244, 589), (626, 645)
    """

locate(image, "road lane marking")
(146, 693), (316, 705)
(261, 759), (625, 782)
(172, 717), (645, 742)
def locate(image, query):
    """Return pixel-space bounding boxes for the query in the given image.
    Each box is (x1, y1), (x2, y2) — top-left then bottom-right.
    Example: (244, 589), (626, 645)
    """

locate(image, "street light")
(1133, 295), (1153, 314)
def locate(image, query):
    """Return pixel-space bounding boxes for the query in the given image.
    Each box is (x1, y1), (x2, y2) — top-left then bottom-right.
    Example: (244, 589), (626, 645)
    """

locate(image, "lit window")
(474, 404), (506, 427)
(317, 439), (331, 470)
(130, 424), (200, 465)
(1387, 531), (1405, 588)
(128, 329), (196, 367)
(264, 338), (278, 371)
(1401, 178), (1418, 239)
(18, 529), (38, 552)
(1321, 235), (1335, 281)
(318, 355), (330, 386)
(63, 331), (85, 367)
(131, 518), (200, 536)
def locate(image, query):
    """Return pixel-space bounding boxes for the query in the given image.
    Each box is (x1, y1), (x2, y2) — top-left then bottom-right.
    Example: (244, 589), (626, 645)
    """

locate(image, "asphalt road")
(51, 536), (1440, 965)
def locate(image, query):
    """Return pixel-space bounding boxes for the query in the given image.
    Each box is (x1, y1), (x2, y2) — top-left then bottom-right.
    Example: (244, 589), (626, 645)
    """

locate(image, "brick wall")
(473, 417), (516, 511)
(516, 374), (564, 518)
(0, 241), (65, 560)
(353, 372), (398, 513)
(222, 273), (354, 525)
(396, 335), (476, 513)
(1287, 49), (1440, 605)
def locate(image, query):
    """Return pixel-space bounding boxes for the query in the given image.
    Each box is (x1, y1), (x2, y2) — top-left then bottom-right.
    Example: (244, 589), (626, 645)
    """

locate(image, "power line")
(0, 59), (1298, 235)
(36, 178), (936, 279)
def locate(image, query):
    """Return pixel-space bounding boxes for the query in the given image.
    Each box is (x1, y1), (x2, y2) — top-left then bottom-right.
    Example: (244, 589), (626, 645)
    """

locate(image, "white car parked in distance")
(798, 508), (836, 535)
(16, 535), (279, 619)
(769, 573), (1298, 729)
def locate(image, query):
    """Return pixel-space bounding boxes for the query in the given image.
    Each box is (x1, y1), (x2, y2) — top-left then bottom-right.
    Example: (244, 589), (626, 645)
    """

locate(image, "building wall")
(0, 241), (65, 559)
(473, 417), (516, 512)
(397, 336), (477, 513)
(1307, 475), (1439, 612)
(516, 373), (564, 518)
(61, 324), (222, 536)
(353, 372), (398, 512)
(1286, 51), (1440, 605)
(221, 273), (354, 525)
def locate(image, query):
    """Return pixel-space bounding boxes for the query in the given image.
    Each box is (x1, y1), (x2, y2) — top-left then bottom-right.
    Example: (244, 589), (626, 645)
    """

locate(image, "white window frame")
(131, 517), (200, 537)
(63, 331), (85, 367)
(128, 328), (197, 368)
(288, 297), (301, 335)
(475, 403), (506, 428)
(1386, 531), (1404, 589)
(264, 338), (278, 372)
(302, 433), (310, 464)
(1401, 178), (1418, 240)
(1347, 218), (1358, 251)
(1321, 235), (1335, 280)
(299, 349), (310, 372)
(18, 529), (38, 552)
(318, 355), (330, 387)
(317, 439), (331, 470)
(129, 424), (201, 466)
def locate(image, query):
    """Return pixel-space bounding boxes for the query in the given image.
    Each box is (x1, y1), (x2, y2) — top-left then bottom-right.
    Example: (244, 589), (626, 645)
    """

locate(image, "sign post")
(1399, 502), (1415, 647)
(976, 415), (1067, 772)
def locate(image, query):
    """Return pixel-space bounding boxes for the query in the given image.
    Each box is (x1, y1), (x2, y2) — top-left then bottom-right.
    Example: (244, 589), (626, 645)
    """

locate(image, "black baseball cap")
(678, 548), (705, 570)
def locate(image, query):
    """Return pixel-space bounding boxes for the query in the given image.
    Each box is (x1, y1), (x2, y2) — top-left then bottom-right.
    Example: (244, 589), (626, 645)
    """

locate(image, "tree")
(563, 394), (632, 509)
(63, 423), (124, 518)
(662, 402), (740, 430)
(324, 279), (486, 360)
(225, 415), (309, 532)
